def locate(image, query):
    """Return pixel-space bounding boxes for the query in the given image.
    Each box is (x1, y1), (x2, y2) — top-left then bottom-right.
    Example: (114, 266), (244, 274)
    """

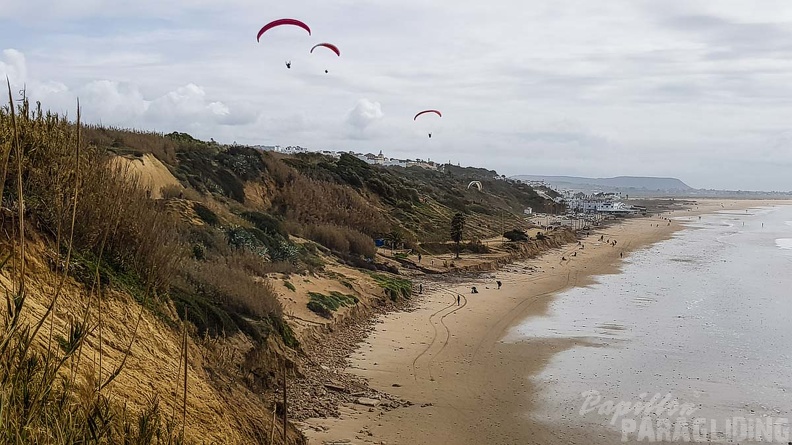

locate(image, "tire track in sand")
(426, 289), (467, 381)
(411, 287), (464, 381)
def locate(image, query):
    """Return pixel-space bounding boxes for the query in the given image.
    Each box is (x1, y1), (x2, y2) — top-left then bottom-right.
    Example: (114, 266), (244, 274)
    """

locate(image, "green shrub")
(226, 226), (269, 257)
(504, 229), (529, 242)
(241, 211), (286, 236)
(193, 202), (220, 226)
(192, 243), (206, 260)
(284, 280), (296, 292)
(369, 273), (412, 301)
(306, 291), (358, 318)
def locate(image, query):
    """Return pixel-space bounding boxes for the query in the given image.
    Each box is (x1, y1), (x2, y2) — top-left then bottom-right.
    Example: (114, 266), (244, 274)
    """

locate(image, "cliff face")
(5, 245), (280, 443)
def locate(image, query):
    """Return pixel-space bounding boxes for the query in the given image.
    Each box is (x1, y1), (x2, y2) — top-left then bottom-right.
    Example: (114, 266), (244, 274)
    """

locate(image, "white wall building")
(282, 146), (309, 155)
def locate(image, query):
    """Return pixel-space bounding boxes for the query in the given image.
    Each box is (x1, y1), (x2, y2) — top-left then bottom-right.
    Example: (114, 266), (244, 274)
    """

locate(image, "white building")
(320, 150), (341, 158)
(566, 198), (603, 212)
(282, 145), (309, 155)
(384, 158), (409, 167)
(358, 151), (388, 165)
(596, 201), (638, 214)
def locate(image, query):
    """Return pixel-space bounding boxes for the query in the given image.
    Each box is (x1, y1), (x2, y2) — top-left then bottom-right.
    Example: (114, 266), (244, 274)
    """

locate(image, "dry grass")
(83, 124), (179, 165)
(6, 96), (182, 294)
(278, 177), (389, 236)
(304, 224), (376, 258)
(183, 257), (281, 320)
(0, 87), (188, 444)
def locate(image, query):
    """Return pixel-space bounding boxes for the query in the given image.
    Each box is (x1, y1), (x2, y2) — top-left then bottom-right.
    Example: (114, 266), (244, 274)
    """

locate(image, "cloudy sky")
(3, 0), (792, 190)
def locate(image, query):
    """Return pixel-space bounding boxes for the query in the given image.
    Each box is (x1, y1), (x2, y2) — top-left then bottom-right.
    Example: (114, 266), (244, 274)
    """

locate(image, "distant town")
(253, 145), (440, 170)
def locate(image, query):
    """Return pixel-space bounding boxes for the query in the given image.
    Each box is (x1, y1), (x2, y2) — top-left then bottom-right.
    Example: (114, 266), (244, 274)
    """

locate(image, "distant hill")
(511, 175), (693, 192)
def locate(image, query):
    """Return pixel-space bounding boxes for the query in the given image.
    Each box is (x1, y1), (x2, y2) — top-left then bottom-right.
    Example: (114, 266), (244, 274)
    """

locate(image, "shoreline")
(302, 199), (783, 444)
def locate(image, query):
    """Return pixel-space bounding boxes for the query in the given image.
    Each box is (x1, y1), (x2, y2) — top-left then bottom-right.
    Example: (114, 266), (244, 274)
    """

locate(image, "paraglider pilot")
(428, 133), (432, 139)
(285, 61), (292, 69)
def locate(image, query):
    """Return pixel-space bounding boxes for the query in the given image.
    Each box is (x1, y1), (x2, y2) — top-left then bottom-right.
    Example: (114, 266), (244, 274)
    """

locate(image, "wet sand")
(303, 199), (780, 445)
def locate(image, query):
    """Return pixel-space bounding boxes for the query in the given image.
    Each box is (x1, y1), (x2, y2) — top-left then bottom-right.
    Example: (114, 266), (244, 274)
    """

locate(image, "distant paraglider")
(467, 181), (483, 191)
(310, 43), (340, 74)
(257, 19), (312, 70)
(310, 43), (341, 56)
(257, 19), (312, 41)
(414, 110), (442, 139)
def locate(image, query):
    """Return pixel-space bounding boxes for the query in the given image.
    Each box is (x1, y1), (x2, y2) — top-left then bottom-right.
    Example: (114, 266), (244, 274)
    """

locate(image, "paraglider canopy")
(257, 19), (311, 41)
(467, 181), (483, 191)
(310, 43), (341, 57)
(414, 110), (442, 120)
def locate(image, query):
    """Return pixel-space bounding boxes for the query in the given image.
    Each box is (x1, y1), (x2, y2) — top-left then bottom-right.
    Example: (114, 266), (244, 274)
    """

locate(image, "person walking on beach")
(419, 284), (423, 294)
(418, 253), (422, 263)
(457, 295), (461, 306)
(497, 280), (502, 290)
(471, 286), (478, 294)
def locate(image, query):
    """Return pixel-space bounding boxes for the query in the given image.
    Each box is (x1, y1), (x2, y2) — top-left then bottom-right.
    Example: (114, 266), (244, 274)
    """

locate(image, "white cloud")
(345, 98), (384, 138)
(0, 49), (27, 84)
(0, 49), (258, 134)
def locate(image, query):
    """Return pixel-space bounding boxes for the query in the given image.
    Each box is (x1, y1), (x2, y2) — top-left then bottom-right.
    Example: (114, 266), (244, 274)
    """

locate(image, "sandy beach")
(302, 199), (784, 445)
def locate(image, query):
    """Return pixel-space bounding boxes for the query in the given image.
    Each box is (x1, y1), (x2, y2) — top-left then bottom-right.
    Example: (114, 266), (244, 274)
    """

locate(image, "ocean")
(508, 205), (792, 442)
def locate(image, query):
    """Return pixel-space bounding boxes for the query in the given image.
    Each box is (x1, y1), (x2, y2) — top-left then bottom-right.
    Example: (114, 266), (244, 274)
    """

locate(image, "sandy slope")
(112, 153), (182, 198)
(303, 199), (778, 445)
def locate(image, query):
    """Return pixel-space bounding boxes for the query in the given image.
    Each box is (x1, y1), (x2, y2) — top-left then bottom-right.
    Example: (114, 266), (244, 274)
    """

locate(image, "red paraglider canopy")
(414, 110), (442, 120)
(257, 19), (311, 42)
(310, 43), (341, 57)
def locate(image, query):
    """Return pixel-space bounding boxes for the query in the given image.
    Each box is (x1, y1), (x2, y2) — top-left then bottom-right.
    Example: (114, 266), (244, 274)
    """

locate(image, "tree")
(384, 229), (404, 252)
(450, 212), (466, 259)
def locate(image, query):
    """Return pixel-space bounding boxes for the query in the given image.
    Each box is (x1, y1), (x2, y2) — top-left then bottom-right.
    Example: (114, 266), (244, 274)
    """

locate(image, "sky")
(2, 0), (792, 191)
